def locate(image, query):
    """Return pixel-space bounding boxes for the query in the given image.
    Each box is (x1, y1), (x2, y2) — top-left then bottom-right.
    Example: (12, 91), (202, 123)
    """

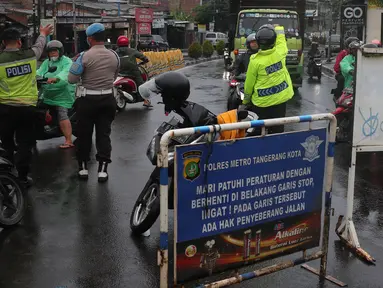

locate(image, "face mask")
(50, 56), (59, 62)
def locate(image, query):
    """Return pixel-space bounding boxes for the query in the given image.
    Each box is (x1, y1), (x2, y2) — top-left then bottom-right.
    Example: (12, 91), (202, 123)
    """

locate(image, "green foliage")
(216, 40), (225, 55)
(193, 4), (213, 24)
(188, 42), (203, 59)
(170, 10), (193, 21)
(202, 40), (214, 58)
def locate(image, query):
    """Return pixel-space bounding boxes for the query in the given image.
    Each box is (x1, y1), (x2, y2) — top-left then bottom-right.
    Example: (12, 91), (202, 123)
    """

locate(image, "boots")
(78, 161), (89, 180)
(98, 162), (108, 183)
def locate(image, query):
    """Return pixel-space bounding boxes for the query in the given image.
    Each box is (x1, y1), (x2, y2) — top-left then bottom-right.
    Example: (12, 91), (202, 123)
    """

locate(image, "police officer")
(231, 33), (258, 76)
(0, 25), (53, 187)
(243, 24), (293, 134)
(68, 23), (119, 182)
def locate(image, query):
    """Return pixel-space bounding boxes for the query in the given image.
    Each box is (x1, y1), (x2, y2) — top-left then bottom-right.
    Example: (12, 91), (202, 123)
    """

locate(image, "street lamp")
(327, 0), (333, 63)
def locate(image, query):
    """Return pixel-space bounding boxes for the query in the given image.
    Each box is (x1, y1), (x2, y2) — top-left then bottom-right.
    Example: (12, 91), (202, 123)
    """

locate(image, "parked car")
(205, 32), (228, 47)
(325, 34), (341, 57)
(137, 35), (169, 51)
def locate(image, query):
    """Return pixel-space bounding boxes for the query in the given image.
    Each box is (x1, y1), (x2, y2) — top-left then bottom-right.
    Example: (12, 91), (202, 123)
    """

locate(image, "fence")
(138, 49), (185, 78)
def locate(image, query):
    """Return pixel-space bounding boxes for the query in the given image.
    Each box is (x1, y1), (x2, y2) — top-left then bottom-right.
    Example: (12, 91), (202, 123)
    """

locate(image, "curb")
(184, 55), (223, 67)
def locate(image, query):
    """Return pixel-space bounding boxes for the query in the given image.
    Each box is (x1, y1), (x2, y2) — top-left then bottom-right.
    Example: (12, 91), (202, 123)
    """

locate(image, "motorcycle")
(130, 101), (257, 235)
(227, 74), (246, 111)
(113, 63), (150, 111)
(35, 66), (78, 141)
(308, 56), (322, 80)
(0, 148), (27, 228)
(332, 87), (353, 143)
(223, 48), (233, 70)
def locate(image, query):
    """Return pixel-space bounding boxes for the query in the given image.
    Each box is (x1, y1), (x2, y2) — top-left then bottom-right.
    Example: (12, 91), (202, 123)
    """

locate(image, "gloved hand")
(69, 52), (85, 75)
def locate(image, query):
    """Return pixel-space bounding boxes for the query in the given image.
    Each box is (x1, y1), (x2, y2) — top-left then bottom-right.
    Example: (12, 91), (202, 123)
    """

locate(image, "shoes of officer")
(78, 161), (109, 182)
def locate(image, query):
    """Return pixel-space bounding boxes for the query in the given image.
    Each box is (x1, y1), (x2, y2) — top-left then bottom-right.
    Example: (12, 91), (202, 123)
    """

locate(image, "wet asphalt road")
(0, 61), (382, 288)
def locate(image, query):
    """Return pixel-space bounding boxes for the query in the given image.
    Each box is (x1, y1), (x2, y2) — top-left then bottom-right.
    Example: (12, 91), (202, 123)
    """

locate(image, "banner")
(340, 5), (366, 48)
(137, 23), (151, 35)
(174, 129), (327, 283)
(135, 8), (154, 23)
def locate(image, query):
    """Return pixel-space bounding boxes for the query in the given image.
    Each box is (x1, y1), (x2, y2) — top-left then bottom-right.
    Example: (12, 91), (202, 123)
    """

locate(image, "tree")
(193, 3), (213, 24)
(170, 10), (194, 21)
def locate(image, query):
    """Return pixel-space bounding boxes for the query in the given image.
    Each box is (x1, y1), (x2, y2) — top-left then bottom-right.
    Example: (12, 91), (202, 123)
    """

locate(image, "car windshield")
(206, 33), (216, 38)
(329, 35), (340, 43)
(237, 12), (299, 38)
(140, 35), (153, 40)
(153, 35), (163, 41)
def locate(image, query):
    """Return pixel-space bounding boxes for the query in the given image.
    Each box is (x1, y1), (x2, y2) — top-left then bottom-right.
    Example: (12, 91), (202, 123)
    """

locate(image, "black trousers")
(335, 73), (345, 99)
(0, 104), (36, 178)
(76, 94), (116, 163)
(248, 102), (287, 135)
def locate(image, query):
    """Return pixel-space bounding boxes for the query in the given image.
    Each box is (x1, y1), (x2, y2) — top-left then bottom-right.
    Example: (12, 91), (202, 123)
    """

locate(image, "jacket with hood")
(340, 54), (355, 89)
(37, 55), (75, 109)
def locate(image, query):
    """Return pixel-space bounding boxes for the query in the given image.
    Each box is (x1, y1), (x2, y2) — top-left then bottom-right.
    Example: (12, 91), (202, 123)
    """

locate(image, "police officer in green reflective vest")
(243, 24), (294, 134)
(0, 25), (53, 187)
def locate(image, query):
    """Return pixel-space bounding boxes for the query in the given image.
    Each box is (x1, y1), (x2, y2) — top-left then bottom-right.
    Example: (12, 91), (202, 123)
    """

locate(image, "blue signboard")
(175, 129), (327, 283)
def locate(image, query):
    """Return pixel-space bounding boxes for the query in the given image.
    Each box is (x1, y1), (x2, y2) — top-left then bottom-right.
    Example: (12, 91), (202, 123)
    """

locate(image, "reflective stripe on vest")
(0, 57), (38, 106)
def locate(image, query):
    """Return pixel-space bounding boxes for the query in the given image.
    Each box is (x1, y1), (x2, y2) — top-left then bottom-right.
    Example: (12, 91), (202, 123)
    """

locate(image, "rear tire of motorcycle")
(318, 73), (322, 81)
(0, 172), (27, 228)
(130, 181), (160, 236)
(116, 91), (127, 111)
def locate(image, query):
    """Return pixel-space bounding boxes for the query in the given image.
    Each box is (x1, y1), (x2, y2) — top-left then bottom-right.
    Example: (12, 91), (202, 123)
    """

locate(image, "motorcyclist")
(307, 42), (321, 76)
(340, 40), (363, 90)
(115, 36), (151, 107)
(37, 40), (75, 149)
(242, 24), (293, 134)
(333, 37), (359, 99)
(231, 33), (258, 76)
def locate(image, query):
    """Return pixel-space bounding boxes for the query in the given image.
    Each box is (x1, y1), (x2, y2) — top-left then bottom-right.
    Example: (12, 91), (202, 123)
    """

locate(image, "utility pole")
(52, 0), (56, 39)
(327, 0), (333, 63)
(73, 0), (78, 54)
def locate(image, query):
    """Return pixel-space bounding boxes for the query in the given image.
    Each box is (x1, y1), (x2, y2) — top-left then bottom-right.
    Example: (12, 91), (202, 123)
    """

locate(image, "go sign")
(344, 6), (363, 19)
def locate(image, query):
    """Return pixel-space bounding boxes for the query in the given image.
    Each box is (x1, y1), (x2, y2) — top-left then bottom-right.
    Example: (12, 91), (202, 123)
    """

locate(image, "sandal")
(60, 143), (74, 149)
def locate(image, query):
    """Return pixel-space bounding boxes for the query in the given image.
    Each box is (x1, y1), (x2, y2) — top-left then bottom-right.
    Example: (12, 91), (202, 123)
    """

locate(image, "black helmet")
(246, 33), (257, 51)
(344, 37), (359, 48)
(362, 43), (378, 48)
(46, 40), (64, 57)
(139, 71), (190, 114)
(256, 26), (277, 50)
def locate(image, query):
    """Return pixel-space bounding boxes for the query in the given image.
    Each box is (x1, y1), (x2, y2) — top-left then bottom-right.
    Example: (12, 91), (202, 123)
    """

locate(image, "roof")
(4, 8), (33, 15)
(0, 1), (24, 13)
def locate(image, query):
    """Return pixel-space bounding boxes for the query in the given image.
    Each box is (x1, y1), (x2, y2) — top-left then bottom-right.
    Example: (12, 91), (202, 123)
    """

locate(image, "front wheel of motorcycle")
(116, 91), (127, 111)
(130, 181), (160, 235)
(0, 172), (27, 228)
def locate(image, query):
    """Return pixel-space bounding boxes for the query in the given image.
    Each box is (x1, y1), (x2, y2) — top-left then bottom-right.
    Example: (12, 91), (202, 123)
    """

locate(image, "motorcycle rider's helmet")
(46, 40), (64, 59)
(349, 40), (363, 49)
(246, 33), (258, 52)
(139, 71), (190, 115)
(117, 35), (129, 47)
(256, 25), (277, 50)
(344, 37), (359, 49)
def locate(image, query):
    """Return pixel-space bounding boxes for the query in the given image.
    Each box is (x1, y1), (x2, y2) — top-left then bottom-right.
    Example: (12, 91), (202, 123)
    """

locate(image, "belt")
(85, 88), (113, 95)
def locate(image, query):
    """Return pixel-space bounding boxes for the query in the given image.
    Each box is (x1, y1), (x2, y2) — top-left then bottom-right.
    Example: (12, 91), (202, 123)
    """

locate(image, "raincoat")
(37, 56), (75, 108)
(340, 54), (355, 89)
(244, 26), (294, 108)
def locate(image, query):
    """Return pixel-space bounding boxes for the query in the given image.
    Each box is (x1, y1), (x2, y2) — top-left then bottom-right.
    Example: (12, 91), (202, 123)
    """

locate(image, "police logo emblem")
(183, 150), (202, 181)
(301, 135), (323, 162)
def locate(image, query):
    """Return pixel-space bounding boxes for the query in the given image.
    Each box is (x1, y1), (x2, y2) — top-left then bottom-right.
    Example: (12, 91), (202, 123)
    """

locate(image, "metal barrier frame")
(157, 113), (345, 288)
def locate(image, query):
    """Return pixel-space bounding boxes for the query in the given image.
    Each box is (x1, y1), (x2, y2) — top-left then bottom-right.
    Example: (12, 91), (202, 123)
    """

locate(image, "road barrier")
(335, 47), (382, 264)
(157, 114), (347, 287)
(139, 49), (185, 78)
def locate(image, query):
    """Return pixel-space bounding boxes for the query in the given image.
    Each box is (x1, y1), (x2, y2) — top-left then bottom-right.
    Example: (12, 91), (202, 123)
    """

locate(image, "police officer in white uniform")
(68, 23), (119, 182)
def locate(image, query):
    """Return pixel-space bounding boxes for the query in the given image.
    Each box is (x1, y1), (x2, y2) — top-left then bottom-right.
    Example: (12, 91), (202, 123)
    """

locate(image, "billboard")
(174, 129), (327, 283)
(135, 8), (154, 23)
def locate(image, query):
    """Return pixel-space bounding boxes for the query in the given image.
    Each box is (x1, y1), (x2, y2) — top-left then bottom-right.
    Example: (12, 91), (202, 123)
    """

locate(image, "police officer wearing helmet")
(0, 24), (53, 187)
(243, 24), (293, 134)
(37, 40), (75, 149)
(68, 23), (120, 182)
(231, 33), (258, 76)
(115, 36), (151, 107)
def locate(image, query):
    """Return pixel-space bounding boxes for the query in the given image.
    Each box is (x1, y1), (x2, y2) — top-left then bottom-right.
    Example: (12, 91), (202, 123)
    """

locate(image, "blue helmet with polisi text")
(86, 23), (105, 37)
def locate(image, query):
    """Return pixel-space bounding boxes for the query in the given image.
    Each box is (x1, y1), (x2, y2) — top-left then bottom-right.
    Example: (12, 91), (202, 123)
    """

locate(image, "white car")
(205, 32), (228, 47)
